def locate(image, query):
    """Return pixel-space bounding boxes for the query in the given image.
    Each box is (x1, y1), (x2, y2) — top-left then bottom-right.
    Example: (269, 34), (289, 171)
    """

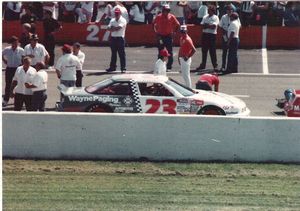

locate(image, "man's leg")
(76, 71), (83, 87)
(199, 33), (209, 69)
(221, 37), (228, 70)
(14, 93), (24, 111)
(24, 94), (33, 111)
(108, 37), (117, 71)
(117, 37), (126, 71)
(209, 34), (218, 69)
(180, 57), (192, 88)
(4, 67), (16, 103)
(163, 36), (173, 70)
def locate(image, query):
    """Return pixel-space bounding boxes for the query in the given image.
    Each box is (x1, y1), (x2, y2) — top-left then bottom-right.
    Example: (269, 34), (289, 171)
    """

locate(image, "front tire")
(198, 106), (225, 115)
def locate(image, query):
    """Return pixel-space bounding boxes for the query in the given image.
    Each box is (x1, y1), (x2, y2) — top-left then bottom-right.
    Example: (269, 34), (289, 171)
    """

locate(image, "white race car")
(56, 74), (250, 116)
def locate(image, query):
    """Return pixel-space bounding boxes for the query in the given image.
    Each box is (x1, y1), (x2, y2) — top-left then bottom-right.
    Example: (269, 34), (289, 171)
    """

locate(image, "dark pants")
(109, 37), (126, 70)
(32, 90), (47, 111)
(157, 34), (173, 69)
(227, 38), (239, 73)
(201, 33), (217, 69)
(145, 13), (154, 24)
(44, 34), (55, 66)
(76, 71), (83, 87)
(241, 12), (252, 27)
(14, 93), (33, 111)
(196, 81), (212, 91)
(4, 67), (17, 102)
(221, 37), (228, 69)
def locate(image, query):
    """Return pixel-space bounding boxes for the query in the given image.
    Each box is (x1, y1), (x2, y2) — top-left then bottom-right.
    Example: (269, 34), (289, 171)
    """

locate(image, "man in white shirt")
(2, 36), (25, 106)
(25, 62), (48, 111)
(10, 57), (37, 111)
(197, 5), (219, 71)
(219, 5), (234, 72)
(55, 44), (82, 87)
(129, 2), (145, 24)
(154, 49), (170, 76)
(76, 2), (94, 23)
(72, 42), (85, 87)
(24, 34), (50, 68)
(226, 12), (241, 74)
(4, 2), (22, 21)
(106, 8), (127, 73)
(112, 3), (129, 23)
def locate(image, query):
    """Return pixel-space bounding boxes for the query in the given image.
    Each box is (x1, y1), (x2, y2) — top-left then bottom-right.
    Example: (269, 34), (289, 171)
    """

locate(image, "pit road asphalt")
(2, 43), (300, 116)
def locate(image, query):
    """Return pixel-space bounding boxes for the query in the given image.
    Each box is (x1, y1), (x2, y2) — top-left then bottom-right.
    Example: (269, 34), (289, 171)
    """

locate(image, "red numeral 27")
(146, 99), (176, 114)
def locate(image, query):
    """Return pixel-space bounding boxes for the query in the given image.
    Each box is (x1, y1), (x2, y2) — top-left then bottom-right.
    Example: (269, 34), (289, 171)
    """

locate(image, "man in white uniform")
(154, 49), (170, 76)
(197, 5), (219, 71)
(24, 34), (49, 68)
(10, 57), (36, 111)
(106, 8), (127, 73)
(73, 42), (85, 87)
(226, 12), (241, 73)
(55, 44), (82, 87)
(25, 62), (48, 111)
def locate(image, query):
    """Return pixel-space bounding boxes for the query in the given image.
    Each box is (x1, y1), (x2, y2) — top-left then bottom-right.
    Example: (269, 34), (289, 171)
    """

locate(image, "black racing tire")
(85, 104), (113, 113)
(198, 105), (226, 116)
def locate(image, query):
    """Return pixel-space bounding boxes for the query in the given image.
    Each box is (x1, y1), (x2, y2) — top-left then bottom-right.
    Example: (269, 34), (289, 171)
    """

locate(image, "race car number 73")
(146, 99), (177, 114)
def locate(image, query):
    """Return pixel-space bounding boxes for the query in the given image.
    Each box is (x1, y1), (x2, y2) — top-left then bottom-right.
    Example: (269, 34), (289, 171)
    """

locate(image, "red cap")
(62, 44), (72, 53)
(160, 49), (170, 57)
(114, 8), (121, 14)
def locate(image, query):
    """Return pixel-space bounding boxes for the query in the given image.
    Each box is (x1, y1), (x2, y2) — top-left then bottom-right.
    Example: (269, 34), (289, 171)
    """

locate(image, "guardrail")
(3, 21), (300, 48)
(3, 111), (300, 163)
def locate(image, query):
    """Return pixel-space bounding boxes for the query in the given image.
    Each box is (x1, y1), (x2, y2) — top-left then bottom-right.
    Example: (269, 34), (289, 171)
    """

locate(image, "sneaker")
(121, 68), (126, 73)
(196, 65), (205, 71)
(105, 68), (116, 72)
(2, 100), (8, 107)
(167, 68), (172, 72)
(220, 67), (226, 72)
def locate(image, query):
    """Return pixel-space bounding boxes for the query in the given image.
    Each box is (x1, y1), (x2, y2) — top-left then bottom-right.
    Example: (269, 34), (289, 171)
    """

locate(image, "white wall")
(2, 112), (300, 162)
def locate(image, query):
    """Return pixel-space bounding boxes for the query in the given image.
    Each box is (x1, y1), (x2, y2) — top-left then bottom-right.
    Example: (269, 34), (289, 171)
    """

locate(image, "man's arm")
(10, 80), (17, 98)
(55, 69), (61, 79)
(2, 54), (7, 65)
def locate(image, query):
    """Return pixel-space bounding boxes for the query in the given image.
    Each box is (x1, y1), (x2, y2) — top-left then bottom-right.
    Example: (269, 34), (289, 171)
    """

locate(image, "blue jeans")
(227, 38), (239, 73)
(157, 34), (173, 69)
(201, 33), (217, 68)
(110, 37), (126, 70)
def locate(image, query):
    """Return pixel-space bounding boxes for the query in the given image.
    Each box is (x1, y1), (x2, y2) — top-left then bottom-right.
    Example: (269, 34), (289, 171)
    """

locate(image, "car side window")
(95, 82), (133, 95)
(138, 82), (173, 97)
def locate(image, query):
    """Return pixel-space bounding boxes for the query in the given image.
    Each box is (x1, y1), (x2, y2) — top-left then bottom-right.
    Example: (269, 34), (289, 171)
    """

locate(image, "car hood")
(60, 86), (88, 96)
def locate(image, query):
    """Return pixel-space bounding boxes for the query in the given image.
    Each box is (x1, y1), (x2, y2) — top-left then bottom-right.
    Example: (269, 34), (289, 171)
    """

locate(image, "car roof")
(111, 74), (169, 83)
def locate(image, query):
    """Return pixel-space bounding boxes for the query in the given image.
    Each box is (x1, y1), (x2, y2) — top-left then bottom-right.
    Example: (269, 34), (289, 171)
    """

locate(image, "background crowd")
(3, 1), (300, 27)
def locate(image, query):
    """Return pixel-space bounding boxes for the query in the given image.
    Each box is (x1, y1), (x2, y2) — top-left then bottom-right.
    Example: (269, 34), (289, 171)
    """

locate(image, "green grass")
(3, 160), (300, 210)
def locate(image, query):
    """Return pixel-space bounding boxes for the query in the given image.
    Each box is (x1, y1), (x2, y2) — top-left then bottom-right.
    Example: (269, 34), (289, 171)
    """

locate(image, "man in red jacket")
(153, 4), (180, 71)
(196, 73), (220, 91)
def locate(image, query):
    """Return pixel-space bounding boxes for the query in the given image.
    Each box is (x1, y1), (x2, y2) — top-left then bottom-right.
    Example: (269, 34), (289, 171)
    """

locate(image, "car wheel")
(86, 104), (113, 113)
(198, 106), (225, 115)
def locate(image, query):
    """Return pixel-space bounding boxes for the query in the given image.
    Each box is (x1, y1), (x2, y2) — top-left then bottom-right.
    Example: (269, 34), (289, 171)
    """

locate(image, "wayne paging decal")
(68, 95), (119, 103)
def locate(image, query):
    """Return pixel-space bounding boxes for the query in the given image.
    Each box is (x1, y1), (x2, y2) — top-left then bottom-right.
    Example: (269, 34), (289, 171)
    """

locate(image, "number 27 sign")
(86, 24), (111, 42)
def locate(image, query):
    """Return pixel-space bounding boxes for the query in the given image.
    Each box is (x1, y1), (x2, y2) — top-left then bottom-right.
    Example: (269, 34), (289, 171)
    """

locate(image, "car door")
(137, 82), (179, 114)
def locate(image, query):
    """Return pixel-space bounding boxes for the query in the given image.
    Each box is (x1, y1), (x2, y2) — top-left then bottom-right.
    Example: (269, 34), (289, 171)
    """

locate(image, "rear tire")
(86, 104), (113, 113)
(198, 106), (225, 115)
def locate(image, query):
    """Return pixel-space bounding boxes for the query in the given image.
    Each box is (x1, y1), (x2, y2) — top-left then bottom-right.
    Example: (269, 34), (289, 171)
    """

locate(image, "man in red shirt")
(196, 73), (220, 91)
(178, 25), (196, 88)
(153, 4), (180, 70)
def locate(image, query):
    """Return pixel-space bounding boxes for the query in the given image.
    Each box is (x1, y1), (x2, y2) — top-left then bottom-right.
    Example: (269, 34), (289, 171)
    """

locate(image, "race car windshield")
(85, 79), (113, 93)
(166, 79), (194, 97)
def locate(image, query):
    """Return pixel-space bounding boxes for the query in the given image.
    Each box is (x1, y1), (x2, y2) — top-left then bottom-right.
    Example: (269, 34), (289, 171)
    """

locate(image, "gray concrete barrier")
(2, 112), (300, 163)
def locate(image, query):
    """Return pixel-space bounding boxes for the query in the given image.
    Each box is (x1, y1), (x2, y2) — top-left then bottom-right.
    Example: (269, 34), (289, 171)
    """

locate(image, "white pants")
(179, 57), (192, 88)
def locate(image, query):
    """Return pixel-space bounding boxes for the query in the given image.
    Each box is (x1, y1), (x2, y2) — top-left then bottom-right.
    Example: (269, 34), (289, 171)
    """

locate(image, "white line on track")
(232, 95), (250, 98)
(262, 25), (269, 75)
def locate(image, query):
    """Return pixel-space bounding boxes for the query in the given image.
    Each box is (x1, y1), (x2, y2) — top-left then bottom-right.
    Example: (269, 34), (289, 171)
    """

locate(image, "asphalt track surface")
(2, 43), (300, 116)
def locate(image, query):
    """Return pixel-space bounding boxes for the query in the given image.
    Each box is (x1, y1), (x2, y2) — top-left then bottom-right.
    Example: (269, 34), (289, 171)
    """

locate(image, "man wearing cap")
(55, 44), (82, 87)
(197, 5), (219, 71)
(2, 36), (25, 107)
(10, 57), (36, 111)
(73, 42), (85, 87)
(178, 25), (196, 88)
(25, 62), (48, 111)
(24, 34), (50, 68)
(153, 4), (180, 71)
(154, 49), (170, 76)
(106, 8), (127, 73)
(226, 12), (241, 73)
(43, 8), (62, 67)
